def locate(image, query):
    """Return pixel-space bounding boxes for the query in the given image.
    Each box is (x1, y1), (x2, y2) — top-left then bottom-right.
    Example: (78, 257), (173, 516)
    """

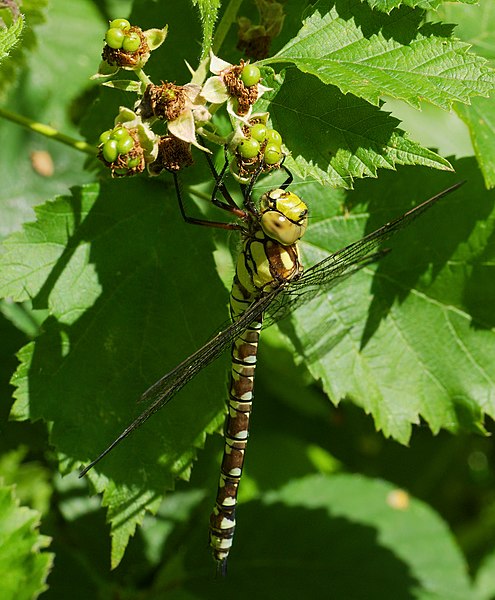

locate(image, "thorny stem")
(0, 107), (97, 156)
(212, 0), (243, 55)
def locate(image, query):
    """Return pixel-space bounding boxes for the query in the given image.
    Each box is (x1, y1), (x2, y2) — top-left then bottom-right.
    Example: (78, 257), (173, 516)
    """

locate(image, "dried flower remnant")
(148, 135), (194, 175)
(137, 83), (210, 151)
(139, 83), (187, 121)
(237, 0), (286, 60)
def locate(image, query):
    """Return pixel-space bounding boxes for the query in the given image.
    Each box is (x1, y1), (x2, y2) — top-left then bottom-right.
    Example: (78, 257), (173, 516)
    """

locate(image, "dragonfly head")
(259, 188), (308, 245)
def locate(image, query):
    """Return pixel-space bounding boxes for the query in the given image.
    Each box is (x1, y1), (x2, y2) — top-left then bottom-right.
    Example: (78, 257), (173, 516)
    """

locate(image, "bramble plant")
(1, 0), (495, 598)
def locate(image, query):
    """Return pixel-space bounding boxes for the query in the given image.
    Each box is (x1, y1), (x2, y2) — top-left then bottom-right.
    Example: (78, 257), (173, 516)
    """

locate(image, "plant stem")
(135, 68), (152, 86)
(212, 0), (243, 55)
(0, 107), (97, 156)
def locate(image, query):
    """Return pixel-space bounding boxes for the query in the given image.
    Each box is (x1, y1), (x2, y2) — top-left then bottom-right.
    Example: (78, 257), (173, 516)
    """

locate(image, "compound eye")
(260, 211), (306, 244)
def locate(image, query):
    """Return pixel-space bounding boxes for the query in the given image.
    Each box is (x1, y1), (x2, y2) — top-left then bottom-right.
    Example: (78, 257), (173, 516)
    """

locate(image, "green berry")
(250, 123), (267, 142)
(116, 136), (134, 154)
(238, 138), (260, 159)
(105, 27), (125, 49)
(102, 139), (119, 163)
(263, 143), (282, 165)
(109, 18), (130, 31)
(111, 127), (130, 141)
(127, 156), (141, 169)
(99, 129), (112, 144)
(240, 64), (261, 87)
(123, 31), (141, 52)
(265, 128), (282, 146)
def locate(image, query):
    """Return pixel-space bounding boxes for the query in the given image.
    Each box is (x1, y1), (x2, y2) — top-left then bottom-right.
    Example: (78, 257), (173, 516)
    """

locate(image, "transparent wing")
(80, 181), (464, 476)
(79, 291), (278, 476)
(265, 181), (464, 325)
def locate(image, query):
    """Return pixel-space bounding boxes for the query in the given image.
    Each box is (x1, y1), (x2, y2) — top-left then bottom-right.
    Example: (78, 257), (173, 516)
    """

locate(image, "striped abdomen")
(209, 223), (303, 572)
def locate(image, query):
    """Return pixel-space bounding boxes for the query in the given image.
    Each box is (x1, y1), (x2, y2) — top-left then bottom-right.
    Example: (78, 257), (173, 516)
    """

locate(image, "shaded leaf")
(165, 474), (473, 599)
(1, 179), (228, 566)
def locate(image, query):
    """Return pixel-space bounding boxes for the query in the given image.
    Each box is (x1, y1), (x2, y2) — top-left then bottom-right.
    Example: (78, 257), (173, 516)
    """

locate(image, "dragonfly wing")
(264, 249), (388, 327)
(264, 181), (464, 328)
(79, 290), (277, 476)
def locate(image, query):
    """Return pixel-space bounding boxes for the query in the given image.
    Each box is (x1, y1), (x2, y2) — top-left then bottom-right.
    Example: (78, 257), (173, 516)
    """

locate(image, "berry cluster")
(95, 18), (287, 179)
(105, 19), (141, 52)
(99, 126), (142, 175)
(238, 123), (283, 166)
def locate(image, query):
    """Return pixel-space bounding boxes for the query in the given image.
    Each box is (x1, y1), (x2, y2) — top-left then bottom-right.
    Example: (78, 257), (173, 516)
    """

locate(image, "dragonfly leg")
(280, 163), (293, 190)
(199, 143), (248, 220)
(172, 172), (242, 231)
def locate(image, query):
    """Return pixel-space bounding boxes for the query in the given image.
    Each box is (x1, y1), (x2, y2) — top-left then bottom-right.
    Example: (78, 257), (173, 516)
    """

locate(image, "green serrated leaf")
(0, 483), (53, 600)
(1, 179), (228, 565)
(264, 0), (495, 109)
(288, 158), (494, 443)
(0, 13), (23, 63)
(366, 0), (477, 13)
(260, 68), (452, 188)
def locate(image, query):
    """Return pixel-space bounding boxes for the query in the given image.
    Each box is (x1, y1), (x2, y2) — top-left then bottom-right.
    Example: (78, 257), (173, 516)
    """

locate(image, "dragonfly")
(79, 157), (464, 573)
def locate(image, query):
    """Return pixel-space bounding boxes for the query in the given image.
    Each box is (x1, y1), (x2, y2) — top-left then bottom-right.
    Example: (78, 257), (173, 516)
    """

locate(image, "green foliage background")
(1, 0), (495, 598)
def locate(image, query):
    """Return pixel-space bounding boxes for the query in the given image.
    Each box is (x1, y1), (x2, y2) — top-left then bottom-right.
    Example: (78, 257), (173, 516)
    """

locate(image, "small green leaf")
(265, 0), (495, 109)
(0, 483), (53, 600)
(0, 13), (23, 63)
(0, 0), (47, 100)
(102, 79), (144, 93)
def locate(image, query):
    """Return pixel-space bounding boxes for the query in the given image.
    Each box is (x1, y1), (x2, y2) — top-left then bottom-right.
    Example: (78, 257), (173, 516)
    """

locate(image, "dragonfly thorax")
(259, 188), (308, 245)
